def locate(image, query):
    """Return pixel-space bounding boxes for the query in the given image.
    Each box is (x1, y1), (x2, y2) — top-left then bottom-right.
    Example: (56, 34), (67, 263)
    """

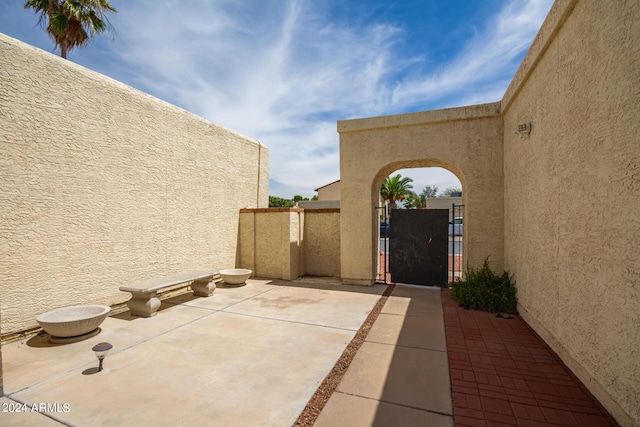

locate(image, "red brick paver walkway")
(441, 290), (619, 427)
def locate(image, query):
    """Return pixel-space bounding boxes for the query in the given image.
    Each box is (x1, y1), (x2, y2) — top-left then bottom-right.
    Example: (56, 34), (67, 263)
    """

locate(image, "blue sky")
(0, 0), (553, 199)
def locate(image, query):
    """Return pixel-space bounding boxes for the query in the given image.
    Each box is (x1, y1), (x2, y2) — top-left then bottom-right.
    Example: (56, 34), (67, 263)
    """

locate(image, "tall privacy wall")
(0, 34), (269, 335)
(501, 1), (639, 425)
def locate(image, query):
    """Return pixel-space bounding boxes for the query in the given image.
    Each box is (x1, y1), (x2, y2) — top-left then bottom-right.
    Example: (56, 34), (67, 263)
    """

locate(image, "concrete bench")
(120, 270), (220, 317)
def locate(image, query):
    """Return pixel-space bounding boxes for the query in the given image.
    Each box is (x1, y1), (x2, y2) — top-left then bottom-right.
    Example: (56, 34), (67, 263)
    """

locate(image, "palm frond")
(25, 0), (117, 58)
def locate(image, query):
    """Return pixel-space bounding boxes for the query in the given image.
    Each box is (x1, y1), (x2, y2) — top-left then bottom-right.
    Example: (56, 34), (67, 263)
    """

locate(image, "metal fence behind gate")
(449, 204), (464, 284)
(376, 206), (390, 283)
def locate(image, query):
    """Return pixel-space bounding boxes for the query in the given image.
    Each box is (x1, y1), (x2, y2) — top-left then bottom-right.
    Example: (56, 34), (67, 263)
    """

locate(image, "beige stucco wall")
(425, 196), (463, 216)
(303, 210), (341, 277)
(238, 208), (340, 280)
(501, 1), (639, 425)
(238, 209), (304, 280)
(338, 104), (504, 285)
(0, 34), (269, 336)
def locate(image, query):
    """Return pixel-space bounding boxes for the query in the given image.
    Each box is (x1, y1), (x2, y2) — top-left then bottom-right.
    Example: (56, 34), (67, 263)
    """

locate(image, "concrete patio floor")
(1, 278), (386, 426)
(1, 279), (618, 426)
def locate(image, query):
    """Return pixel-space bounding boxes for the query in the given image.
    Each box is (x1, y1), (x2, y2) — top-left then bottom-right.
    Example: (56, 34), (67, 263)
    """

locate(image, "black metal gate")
(388, 209), (449, 286)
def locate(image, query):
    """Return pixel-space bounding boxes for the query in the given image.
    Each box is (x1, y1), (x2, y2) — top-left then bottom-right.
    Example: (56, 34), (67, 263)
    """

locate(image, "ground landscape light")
(92, 342), (113, 372)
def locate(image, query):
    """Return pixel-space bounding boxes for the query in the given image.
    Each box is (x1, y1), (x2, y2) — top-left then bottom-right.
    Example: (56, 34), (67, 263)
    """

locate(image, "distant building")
(315, 180), (340, 201)
(298, 180), (341, 209)
(425, 196), (463, 219)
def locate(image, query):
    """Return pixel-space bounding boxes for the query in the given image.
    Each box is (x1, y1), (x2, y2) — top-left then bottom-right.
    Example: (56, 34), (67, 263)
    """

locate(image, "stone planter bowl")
(36, 305), (111, 338)
(219, 269), (252, 285)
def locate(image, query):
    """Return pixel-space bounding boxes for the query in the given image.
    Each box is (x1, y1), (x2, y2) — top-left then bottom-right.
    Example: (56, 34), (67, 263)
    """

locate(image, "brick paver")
(441, 290), (619, 427)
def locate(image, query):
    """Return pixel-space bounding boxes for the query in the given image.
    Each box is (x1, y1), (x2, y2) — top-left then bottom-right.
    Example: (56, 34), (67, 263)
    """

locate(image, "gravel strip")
(292, 283), (396, 427)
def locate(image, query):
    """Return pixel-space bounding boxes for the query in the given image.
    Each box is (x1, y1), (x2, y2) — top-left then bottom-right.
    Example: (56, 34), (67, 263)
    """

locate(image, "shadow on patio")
(314, 284), (454, 426)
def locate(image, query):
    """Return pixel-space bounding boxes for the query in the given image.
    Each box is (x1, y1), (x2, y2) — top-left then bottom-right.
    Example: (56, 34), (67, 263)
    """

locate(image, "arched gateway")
(338, 102), (505, 285)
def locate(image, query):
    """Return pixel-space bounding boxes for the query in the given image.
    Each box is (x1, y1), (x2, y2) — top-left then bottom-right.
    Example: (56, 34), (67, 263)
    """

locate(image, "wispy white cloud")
(105, 0), (419, 195)
(9, 0), (551, 197)
(390, 0), (553, 111)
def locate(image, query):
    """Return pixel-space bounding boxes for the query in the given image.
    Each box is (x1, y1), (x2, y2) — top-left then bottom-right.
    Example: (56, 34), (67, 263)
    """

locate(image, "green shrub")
(450, 257), (517, 313)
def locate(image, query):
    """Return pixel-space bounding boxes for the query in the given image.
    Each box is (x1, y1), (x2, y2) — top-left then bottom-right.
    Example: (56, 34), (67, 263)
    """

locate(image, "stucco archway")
(338, 103), (504, 285)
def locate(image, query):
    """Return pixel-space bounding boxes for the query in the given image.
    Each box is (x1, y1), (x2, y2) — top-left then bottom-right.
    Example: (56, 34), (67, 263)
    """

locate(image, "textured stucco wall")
(0, 34), (269, 335)
(336, 1), (638, 423)
(304, 210), (341, 277)
(338, 104), (504, 285)
(502, 1), (639, 425)
(238, 209), (303, 280)
(238, 209), (340, 279)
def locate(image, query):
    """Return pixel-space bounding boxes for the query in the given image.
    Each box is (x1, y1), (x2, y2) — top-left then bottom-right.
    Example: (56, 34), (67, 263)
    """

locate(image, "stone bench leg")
(126, 291), (161, 317)
(191, 277), (216, 297)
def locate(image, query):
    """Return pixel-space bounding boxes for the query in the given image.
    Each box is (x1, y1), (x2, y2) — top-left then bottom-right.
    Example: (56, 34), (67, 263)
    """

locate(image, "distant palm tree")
(25, 0), (117, 59)
(404, 192), (426, 209)
(380, 174), (415, 210)
(404, 185), (438, 208)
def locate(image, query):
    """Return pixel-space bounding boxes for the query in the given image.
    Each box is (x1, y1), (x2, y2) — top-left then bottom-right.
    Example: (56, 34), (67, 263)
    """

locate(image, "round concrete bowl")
(36, 305), (111, 338)
(219, 269), (252, 286)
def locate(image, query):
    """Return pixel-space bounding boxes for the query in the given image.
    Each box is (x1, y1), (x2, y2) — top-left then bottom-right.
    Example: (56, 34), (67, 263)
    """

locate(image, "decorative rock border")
(293, 284), (396, 427)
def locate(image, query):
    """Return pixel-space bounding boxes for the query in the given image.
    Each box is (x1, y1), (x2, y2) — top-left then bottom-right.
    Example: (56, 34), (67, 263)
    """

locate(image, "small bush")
(450, 257), (517, 313)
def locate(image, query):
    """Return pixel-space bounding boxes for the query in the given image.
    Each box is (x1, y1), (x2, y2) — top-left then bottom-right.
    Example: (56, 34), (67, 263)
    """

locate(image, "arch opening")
(373, 160), (466, 285)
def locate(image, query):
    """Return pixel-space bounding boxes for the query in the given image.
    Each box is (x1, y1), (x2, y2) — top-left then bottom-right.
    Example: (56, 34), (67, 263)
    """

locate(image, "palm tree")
(25, 0), (117, 59)
(380, 174), (415, 210)
(404, 192), (426, 209)
(404, 185), (439, 208)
